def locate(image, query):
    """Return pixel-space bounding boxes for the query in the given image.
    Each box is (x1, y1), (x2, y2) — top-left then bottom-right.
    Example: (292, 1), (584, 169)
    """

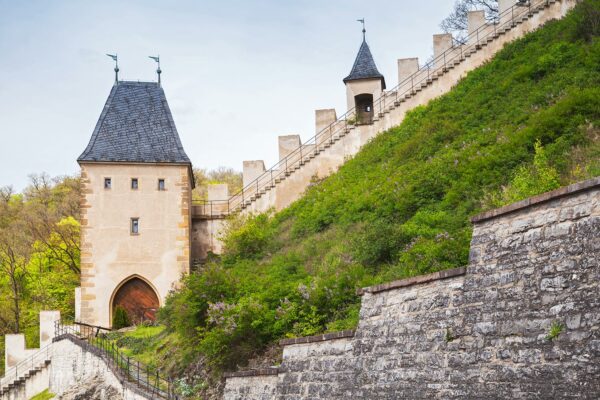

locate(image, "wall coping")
(279, 329), (356, 346)
(471, 177), (600, 223)
(358, 267), (467, 296)
(223, 367), (280, 379)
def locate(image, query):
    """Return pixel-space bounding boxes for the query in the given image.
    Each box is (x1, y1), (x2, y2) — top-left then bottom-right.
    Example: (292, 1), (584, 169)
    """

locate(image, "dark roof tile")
(343, 40), (386, 89)
(78, 81), (191, 164)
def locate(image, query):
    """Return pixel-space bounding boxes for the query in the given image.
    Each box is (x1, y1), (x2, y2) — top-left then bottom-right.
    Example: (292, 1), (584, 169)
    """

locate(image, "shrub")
(112, 306), (131, 330)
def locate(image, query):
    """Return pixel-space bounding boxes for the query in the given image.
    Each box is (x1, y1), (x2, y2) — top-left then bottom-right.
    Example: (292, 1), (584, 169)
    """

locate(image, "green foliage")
(29, 389), (55, 400)
(164, 0), (600, 378)
(486, 140), (561, 207)
(112, 306), (131, 330)
(546, 321), (564, 341)
(220, 212), (275, 262)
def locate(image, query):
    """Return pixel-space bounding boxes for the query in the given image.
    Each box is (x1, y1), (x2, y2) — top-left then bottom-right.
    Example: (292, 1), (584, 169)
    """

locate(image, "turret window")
(131, 178), (139, 190)
(104, 178), (112, 189)
(131, 218), (140, 235)
(158, 179), (166, 191)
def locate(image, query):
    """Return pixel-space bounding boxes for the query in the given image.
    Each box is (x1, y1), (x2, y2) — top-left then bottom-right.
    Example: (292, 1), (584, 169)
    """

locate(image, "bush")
(112, 306), (131, 330)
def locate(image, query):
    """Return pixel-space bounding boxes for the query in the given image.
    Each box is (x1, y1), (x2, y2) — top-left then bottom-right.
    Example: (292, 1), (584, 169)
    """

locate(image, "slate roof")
(78, 81), (191, 164)
(343, 39), (386, 89)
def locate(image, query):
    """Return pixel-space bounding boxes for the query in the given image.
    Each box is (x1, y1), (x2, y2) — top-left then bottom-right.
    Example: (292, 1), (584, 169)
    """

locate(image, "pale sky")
(0, 0), (454, 191)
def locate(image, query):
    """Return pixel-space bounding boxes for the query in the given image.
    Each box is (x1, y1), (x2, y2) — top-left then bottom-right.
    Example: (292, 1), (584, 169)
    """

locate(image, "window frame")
(104, 177), (112, 190)
(130, 217), (140, 235)
(157, 178), (166, 191)
(131, 178), (139, 190)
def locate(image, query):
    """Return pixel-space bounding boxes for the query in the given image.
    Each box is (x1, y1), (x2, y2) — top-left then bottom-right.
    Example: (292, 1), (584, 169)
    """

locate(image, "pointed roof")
(78, 81), (191, 164)
(343, 39), (386, 89)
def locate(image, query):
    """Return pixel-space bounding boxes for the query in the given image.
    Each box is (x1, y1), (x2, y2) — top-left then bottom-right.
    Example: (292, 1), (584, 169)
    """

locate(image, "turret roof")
(343, 39), (386, 89)
(78, 81), (191, 164)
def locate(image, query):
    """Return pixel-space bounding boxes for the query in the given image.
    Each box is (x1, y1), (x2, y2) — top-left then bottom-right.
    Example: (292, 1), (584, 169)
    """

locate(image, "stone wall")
(223, 177), (600, 399)
(49, 337), (151, 400)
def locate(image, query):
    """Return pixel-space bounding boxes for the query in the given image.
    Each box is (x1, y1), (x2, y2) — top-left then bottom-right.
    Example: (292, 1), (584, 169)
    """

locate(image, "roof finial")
(149, 55), (161, 86)
(357, 18), (366, 41)
(106, 53), (119, 84)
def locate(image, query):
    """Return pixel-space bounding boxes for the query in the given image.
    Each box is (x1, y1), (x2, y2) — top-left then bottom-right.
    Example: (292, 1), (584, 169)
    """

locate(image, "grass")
(29, 389), (54, 400)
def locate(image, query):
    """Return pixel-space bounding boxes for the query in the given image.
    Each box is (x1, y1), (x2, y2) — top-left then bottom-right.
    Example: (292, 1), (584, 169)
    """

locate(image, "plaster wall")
(315, 109), (337, 136)
(191, 217), (226, 261)
(208, 184), (229, 201)
(467, 11), (487, 45)
(243, 161), (266, 188)
(397, 57), (419, 85)
(278, 135), (301, 160)
(49, 338), (150, 400)
(345, 79), (383, 111)
(433, 33), (453, 68)
(79, 163), (191, 327)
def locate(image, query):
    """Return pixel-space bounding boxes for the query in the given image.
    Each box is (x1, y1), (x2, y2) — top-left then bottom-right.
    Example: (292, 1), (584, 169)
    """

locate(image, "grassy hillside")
(117, 1), (600, 395)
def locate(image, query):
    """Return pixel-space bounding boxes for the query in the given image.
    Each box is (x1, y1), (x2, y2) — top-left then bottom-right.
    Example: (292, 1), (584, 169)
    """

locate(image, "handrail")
(55, 322), (180, 399)
(0, 342), (53, 390)
(193, 0), (551, 217)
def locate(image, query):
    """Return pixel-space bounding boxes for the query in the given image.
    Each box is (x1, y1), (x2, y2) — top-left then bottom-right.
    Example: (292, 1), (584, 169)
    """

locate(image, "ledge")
(279, 329), (356, 346)
(471, 177), (600, 224)
(224, 368), (279, 379)
(358, 267), (467, 296)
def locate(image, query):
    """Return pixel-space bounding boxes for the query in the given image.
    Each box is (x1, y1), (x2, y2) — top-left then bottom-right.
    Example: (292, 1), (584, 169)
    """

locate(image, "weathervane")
(106, 53), (119, 84)
(357, 18), (366, 41)
(149, 55), (161, 86)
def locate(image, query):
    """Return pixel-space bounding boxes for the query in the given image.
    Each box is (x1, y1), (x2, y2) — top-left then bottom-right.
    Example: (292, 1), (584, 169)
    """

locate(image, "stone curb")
(471, 177), (600, 223)
(357, 267), (467, 296)
(223, 368), (280, 379)
(279, 329), (356, 346)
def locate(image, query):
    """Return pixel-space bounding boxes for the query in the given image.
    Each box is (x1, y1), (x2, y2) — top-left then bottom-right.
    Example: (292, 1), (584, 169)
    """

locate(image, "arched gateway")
(111, 276), (160, 324)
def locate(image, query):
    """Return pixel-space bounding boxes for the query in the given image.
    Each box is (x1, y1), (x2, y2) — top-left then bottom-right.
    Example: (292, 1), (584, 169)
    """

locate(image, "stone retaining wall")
(223, 177), (600, 399)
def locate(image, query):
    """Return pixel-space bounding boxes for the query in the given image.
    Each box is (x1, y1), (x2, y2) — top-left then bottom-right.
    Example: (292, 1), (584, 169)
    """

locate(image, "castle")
(75, 22), (388, 328)
(74, 0), (574, 329)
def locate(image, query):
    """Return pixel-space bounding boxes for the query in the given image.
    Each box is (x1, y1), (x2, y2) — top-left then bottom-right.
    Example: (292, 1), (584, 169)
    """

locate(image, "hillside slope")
(117, 1), (600, 394)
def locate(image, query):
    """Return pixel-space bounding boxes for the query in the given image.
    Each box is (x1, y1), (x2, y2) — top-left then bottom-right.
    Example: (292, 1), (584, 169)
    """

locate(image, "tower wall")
(79, 163), (191, 327)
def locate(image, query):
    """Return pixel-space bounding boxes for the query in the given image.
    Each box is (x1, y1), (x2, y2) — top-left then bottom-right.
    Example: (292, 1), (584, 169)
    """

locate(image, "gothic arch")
(109, 274), (160, 326)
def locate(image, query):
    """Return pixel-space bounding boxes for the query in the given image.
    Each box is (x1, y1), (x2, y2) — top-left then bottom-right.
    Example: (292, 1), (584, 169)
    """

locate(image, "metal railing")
(0, 343), (53, 391)
(55, 322), (180, 399)
(193, 0), (553, 218)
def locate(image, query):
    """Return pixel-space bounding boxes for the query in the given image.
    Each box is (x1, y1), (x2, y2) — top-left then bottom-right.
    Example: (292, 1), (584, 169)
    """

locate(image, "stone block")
(40, 310), (61, 347)
(397, 57), (419, 86)
(433, 33), (453, 69)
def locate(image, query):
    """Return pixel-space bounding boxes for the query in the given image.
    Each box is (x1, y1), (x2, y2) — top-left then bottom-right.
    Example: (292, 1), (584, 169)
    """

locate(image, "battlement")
(193, 0), (577, 223)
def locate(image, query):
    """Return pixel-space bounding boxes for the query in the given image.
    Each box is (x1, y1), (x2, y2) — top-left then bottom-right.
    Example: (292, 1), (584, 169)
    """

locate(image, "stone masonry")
(223, 177), (600, 399)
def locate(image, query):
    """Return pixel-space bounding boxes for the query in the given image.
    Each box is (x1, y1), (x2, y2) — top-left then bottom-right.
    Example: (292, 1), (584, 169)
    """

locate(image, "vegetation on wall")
(154, 2), (600, 390)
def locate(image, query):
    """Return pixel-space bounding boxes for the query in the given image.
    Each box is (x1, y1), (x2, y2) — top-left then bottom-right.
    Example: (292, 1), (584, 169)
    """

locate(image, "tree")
(440, 0), (498, 43)
(0, 216), (31, 333)
(192, 167), (243, 201)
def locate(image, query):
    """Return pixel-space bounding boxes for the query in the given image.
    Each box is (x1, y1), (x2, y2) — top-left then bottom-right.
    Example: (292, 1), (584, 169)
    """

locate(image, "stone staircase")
(0, 344), (53, 398)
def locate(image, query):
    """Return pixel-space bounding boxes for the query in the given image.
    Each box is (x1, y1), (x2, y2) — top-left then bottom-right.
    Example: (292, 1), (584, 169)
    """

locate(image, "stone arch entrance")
(111, 276), (160, 325)
(354, 93), (374, 124)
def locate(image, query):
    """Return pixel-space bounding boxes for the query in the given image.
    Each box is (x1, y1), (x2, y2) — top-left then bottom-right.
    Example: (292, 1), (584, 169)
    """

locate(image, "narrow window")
(104, 178), (112, 189)
(158, 179), (165, 191)
(131, 178), (139, 190)
(131, 218), (139, 235)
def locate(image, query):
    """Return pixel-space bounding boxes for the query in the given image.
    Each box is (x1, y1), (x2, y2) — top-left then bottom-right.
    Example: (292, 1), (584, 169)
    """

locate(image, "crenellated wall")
(223, 177), (600, 399)
(238, 0), (577, 216)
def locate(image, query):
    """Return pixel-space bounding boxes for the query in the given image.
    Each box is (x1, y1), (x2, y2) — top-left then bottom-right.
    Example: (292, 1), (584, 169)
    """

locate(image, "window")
(131, 178), (139, 190)
(104, 178), (112, 189)
(158, 179), (165, 191)
(131, 218), (140, 235)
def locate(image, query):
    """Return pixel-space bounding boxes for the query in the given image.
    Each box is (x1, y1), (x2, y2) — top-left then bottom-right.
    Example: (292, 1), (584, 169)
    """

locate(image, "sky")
(0, 0), (454, 191)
